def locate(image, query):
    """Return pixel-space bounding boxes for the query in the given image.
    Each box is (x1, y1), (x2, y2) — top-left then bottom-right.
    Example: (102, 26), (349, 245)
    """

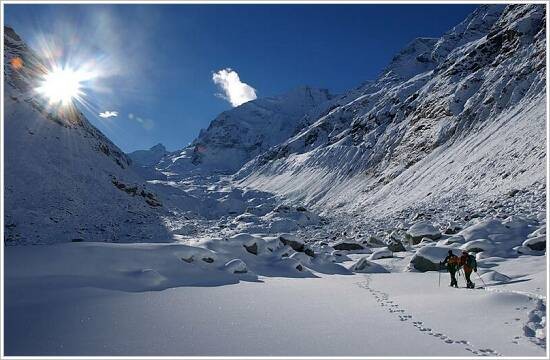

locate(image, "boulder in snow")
(387, 239), (406, 252)
(364, 236), (386, 247)
(332, 241), (364, 251)
(458, 219), (509, 242)
(460, 239), (495, 253)
(224, 259), (248, 274)
(289, 252), (312, 266)
(441, 235), (466, 245)
(279, 233), (304, 249)
(369, 248), (393, 260)
(522, 236), (546, 251)
(350, 257), (389, 273)
(442, 221), (462, 235)
(228, 233), (267, 255)
(405, 221), (441, 244)
(410, 247), (461, 272)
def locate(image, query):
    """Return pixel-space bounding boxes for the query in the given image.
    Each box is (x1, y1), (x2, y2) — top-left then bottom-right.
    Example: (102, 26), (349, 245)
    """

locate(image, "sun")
(36, 67), (86, 106)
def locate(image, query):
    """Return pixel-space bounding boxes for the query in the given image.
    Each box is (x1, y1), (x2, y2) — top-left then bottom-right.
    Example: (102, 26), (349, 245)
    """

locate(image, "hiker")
(440, 250), (459, 288)
(459, 250), (478, 289)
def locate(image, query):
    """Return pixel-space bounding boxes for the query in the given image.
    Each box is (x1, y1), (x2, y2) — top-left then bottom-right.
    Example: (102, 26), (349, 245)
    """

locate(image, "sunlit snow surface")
(5, 242), (546, 356)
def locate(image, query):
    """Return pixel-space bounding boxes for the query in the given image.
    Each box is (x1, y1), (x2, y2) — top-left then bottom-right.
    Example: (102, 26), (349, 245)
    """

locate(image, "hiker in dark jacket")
(440, 250), (459, 288)
(459, 250), (478, 288)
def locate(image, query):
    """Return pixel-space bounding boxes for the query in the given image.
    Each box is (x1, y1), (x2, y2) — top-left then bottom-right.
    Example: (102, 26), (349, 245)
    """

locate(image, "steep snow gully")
(3, 4), (548, 357)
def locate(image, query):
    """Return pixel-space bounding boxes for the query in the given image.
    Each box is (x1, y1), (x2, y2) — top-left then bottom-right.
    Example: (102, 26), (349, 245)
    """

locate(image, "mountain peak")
(150, 143), (166, 152)
(157, 86), (332, 176)
(128, 143), (169, 167)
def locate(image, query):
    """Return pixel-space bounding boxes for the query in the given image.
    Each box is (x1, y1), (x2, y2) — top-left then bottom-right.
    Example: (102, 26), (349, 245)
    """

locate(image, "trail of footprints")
(356, 278), (501, 357)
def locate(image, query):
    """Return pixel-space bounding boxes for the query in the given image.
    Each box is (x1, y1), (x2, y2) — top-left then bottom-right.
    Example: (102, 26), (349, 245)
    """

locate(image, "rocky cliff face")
(157, 86), (332, 176)
(235, 4), (546, 218)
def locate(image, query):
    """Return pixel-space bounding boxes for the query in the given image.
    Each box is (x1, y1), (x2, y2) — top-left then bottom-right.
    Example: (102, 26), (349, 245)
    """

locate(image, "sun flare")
(36, 67), (88, 106)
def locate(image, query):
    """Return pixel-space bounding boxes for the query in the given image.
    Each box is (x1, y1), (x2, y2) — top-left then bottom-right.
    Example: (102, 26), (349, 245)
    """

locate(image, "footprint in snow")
(359, 275), (502, 357)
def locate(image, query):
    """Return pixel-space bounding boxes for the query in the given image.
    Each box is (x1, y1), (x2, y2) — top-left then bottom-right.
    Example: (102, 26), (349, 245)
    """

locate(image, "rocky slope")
(157, 86), (332, 176)
(4, 26), (170, 244)
(235, 4), (546, 221)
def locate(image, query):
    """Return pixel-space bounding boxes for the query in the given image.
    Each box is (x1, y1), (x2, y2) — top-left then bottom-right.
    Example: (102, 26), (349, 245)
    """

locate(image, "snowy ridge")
(128, 143), (169, 167)
(157, 86), (332, 176)
(236, 4), (546, 220)
(4, 26), (171, 244)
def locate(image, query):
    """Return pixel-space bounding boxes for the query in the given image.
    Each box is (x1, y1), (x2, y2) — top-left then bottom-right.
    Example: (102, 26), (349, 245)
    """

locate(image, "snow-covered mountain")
(4, 26), (170, 244)
(157, 86), (332, 176)
(128, 143), (169, 166)
(4, 5), (547, 356)
(236, 4), (546, 220)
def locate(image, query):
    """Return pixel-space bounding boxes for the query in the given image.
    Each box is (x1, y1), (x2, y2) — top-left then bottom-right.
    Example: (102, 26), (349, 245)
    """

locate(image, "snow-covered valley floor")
(5, 242), (546, 357)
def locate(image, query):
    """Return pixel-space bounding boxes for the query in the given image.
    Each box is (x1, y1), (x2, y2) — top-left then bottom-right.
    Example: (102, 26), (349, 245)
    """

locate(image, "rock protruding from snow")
(224, 259), (248, 274)
(459, 219), (509, 242)
(460, 239), (495, 253)
(350, 257), (389, 273)
(369, 248), (393, 260)
(365, 236), (386, 248)
(279, 233), (314, 257)
(387, 239), (406, 252)
(406, 222), (441, 244)
(333, 241), (364, 251)
(522, 236), (546, 252)
(410, 247), (462, 272)
(517, 235), (546, 255)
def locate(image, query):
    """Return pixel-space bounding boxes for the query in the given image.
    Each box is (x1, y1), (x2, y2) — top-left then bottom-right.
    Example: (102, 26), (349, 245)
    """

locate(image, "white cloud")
(99, 111), (118, 118)
(212, 68), (257, 107)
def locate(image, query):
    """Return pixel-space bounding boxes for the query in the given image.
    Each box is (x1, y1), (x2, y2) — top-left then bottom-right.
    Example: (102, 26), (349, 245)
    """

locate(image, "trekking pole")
(476, 271), (487, 288)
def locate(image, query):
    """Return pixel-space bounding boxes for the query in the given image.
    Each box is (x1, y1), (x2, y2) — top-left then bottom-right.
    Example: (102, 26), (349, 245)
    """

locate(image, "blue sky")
(5, 4), (477, 152)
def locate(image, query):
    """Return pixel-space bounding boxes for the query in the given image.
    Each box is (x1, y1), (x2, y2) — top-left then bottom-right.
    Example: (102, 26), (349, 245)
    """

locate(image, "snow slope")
(236, 4), (546, 221)
(4, 242), (545, 356)
(157, 86), (332, 176)
(4, 27), (170, 244)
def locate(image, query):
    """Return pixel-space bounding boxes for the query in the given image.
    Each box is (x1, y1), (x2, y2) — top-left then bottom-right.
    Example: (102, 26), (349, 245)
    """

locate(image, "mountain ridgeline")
(4, 4), (546, 245)
(139, 4), (546, 219)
